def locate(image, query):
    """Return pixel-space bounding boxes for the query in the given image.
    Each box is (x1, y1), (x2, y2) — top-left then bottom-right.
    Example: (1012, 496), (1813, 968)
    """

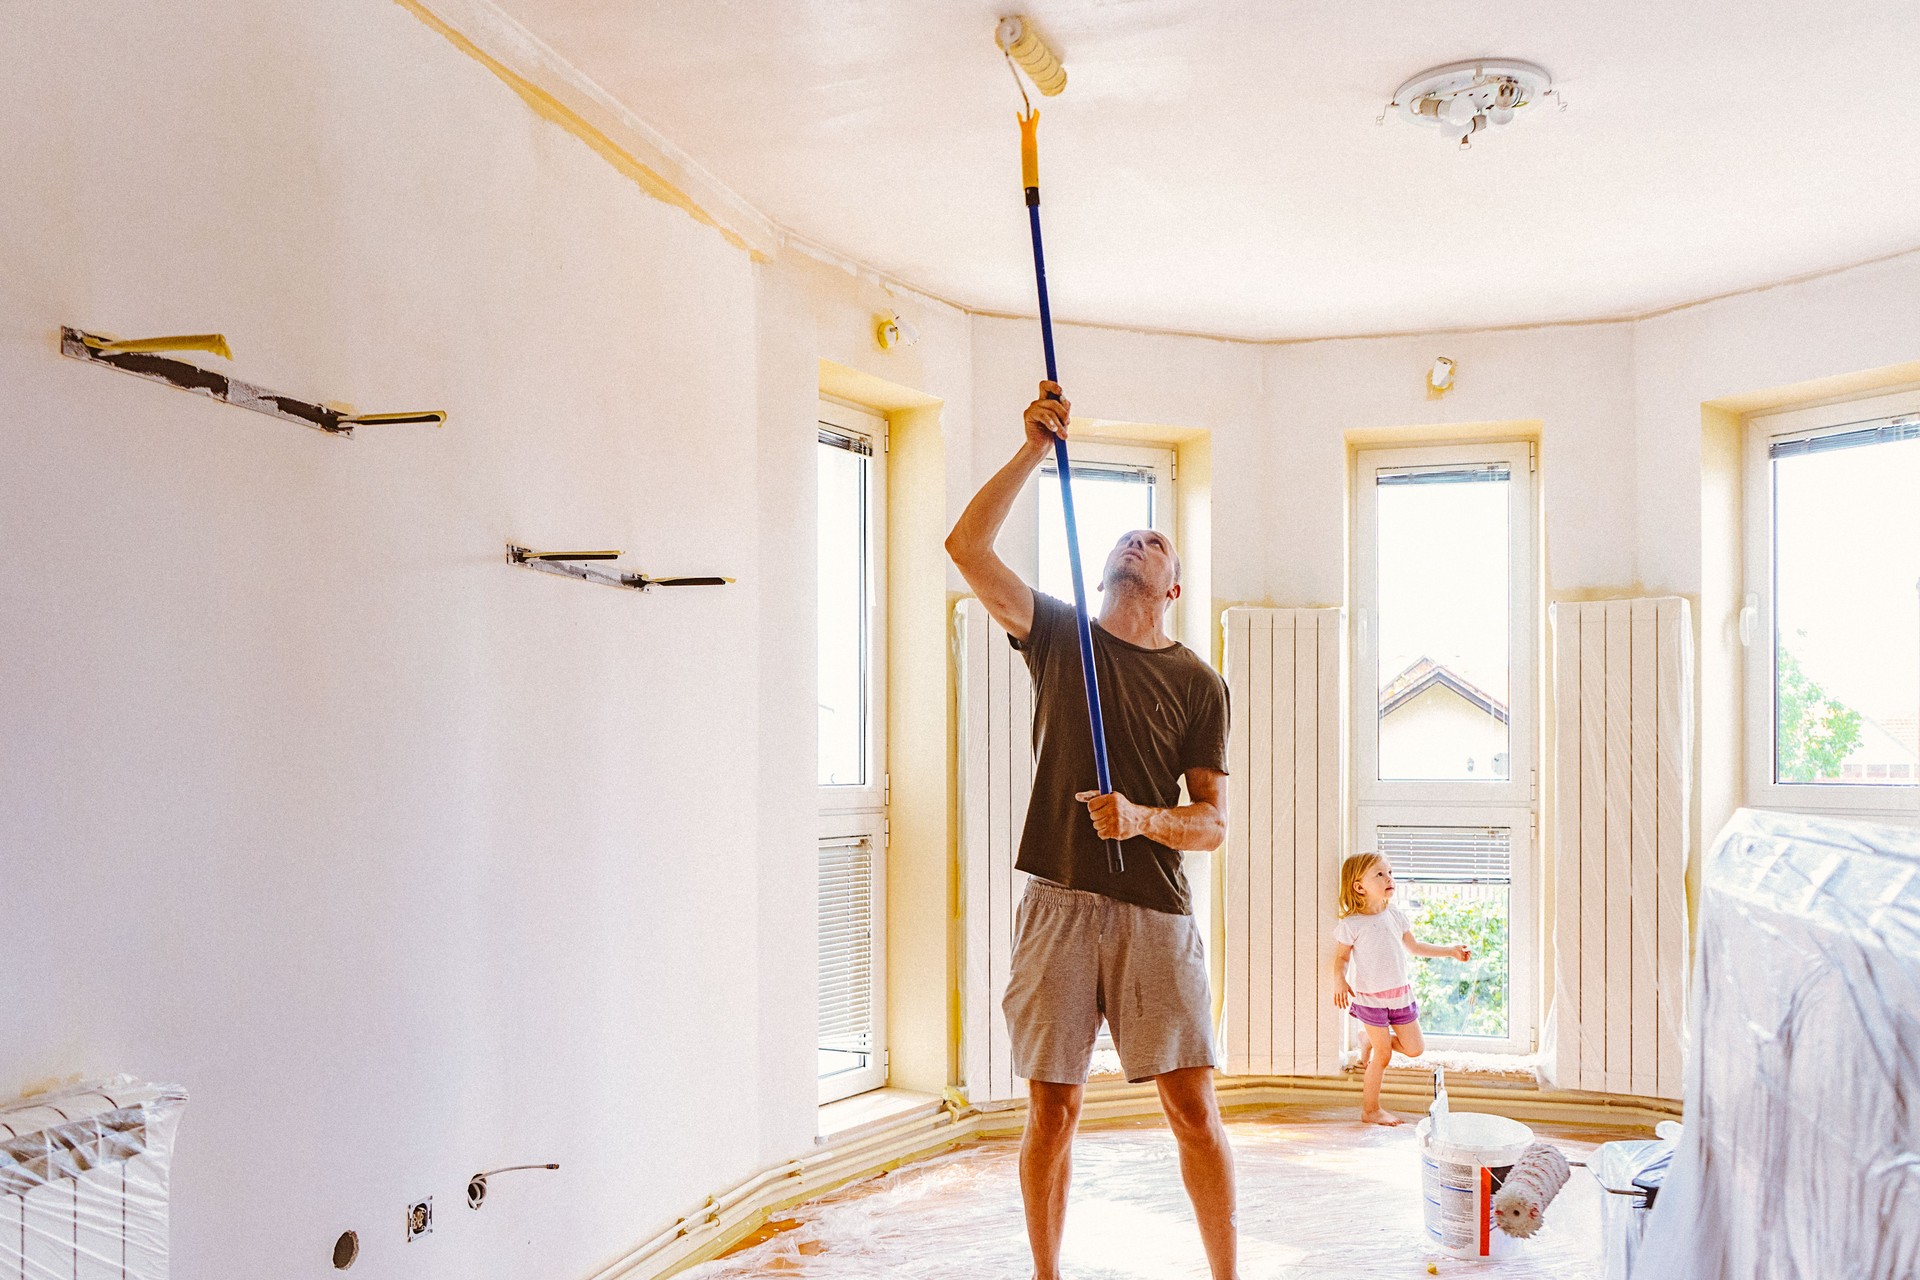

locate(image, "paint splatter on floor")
(684, 1106), (1643, 1278)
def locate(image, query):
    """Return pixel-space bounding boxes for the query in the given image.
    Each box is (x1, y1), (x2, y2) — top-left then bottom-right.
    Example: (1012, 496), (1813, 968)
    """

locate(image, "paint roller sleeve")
(998, 16), (1066, 96)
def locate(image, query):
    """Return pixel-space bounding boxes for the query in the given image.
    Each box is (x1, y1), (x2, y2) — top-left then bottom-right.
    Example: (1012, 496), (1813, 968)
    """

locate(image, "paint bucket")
(1417, 1112), (1535, 1258)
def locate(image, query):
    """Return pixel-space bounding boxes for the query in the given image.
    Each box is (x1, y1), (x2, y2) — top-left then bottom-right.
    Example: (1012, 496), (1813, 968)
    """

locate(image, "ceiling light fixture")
(1382, 60), (1555, 151)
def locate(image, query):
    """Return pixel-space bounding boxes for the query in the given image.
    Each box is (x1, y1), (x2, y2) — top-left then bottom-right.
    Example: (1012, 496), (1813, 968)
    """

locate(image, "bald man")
(945, 381), (1239, 1280)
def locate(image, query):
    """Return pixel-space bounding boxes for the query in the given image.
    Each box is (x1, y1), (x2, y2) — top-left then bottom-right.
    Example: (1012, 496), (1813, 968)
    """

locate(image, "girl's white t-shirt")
(1333, 906), (1412, 1007)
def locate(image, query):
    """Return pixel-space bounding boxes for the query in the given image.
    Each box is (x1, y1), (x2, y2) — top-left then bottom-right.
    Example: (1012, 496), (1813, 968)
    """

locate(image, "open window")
(817, 398), (888, 1102)
(1353, 442), (1538, 1053)
(1744, 390), (1920, 820)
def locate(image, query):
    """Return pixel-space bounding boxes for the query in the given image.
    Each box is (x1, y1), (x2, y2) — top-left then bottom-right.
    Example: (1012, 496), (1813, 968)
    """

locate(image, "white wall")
(1633, 249), (1920, 597)
(0, 3), (787, 1277)
(749, 259), (824, 1163)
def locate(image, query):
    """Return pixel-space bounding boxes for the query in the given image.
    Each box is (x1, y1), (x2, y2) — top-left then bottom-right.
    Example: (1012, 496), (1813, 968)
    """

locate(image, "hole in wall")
(332, 1230), (359, 1269)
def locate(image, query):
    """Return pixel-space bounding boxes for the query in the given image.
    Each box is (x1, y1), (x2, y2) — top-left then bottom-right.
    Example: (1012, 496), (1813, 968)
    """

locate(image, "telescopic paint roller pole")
(1007, 24), (1123, 875)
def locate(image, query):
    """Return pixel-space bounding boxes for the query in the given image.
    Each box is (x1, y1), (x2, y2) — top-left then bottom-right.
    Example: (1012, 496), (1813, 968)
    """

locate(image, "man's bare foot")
(1361, 1108), (1404, 1126)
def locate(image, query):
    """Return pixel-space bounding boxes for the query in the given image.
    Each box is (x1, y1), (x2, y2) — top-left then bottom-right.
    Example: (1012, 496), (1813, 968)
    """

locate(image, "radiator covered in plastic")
(0, 1077), (187, 1280)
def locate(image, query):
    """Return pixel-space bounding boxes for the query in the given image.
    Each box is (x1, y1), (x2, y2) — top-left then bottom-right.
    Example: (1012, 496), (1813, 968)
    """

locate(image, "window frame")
(1353, 441), (1537, 812)
(816, 397), (889, 1102)
(816, 810), (888, 1103)
(1743, 387), (1920, 821)
(1351, 804), (1538, 1056)
(1351, 440), (1539, 1056)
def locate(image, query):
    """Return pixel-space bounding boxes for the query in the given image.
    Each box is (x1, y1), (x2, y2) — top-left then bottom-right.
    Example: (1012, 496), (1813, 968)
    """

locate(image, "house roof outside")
(1876, 716), (1920, 758)
(1380, 657), (1509, 724)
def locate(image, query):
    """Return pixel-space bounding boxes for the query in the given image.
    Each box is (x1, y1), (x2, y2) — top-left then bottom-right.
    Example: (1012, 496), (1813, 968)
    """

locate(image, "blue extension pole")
(1025, 180), (1124, 875)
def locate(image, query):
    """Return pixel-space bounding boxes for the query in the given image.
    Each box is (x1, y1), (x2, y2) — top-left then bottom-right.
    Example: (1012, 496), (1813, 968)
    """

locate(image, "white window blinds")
(1377, 825), (1512, 884)
(818, 836), (876, 1057)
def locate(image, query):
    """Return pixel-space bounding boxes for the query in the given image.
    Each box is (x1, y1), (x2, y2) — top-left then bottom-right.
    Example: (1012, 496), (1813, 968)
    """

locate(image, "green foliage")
(1408, 890), (1509, 1038)
(1775, 646), (1863, 783)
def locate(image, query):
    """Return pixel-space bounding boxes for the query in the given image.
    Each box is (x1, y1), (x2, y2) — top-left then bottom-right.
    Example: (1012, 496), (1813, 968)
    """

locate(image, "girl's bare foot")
(1361, 1108), (1404, 1127)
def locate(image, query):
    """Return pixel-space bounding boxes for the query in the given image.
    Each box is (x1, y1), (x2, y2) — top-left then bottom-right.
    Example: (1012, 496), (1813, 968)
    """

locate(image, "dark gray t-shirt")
(1010, 589), (1230, 915)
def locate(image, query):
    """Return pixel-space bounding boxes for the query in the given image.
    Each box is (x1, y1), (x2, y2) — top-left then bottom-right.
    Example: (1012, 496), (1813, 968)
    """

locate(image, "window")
(1745, 390), (1920, 819)
(817, 399), (887, 1101)
(1353, 442), (1538, 1053)
(1037, 441), (1176, 609)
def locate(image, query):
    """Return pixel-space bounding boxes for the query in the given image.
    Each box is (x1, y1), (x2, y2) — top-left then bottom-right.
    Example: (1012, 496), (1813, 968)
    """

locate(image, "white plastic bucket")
(1417, 1112), (1535, 1259)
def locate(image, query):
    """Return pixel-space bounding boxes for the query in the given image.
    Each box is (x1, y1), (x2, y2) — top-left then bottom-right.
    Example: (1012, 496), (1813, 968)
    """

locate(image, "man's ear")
(1166, 582), (1182, 603)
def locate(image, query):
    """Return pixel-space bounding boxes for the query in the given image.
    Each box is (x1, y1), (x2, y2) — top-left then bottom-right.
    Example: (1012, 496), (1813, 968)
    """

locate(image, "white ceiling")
(486, 0), (1920, 340)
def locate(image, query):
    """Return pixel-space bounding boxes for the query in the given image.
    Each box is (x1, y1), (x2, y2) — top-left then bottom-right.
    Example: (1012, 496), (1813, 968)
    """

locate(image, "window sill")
(1744, 800), (1920, 829)
(1094, 1045), (1541, 1086)
(817, 1087), (944, 1143)
(1342, 1046), (1542, 1086)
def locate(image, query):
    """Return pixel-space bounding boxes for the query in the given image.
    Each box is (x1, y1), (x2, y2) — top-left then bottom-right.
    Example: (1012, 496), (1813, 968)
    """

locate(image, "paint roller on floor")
(996, 15), (1122, 875)
(1492, 1142), (1573, 1238)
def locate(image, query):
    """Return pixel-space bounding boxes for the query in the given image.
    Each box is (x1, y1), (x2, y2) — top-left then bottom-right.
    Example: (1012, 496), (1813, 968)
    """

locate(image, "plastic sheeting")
(1590, 1137), (1674, 1280)
(685, 1110), (1624, 1279)
(1637, 809), (1920, 1280)
(1542, 598), (1692, 1100)
(0, 1076), (186, 1280)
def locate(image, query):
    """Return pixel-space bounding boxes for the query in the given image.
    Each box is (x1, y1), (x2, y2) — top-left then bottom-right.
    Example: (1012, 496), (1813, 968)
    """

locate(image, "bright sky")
(817, 446), (867, 786)
(1774, 436), (1920, 734)
(1375, 474), (1511, 702)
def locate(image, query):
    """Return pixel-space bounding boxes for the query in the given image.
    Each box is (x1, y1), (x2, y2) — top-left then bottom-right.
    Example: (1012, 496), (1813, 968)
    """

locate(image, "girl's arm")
(1402, 931), (1470, 962)
(1331, 942), (1354, 1007)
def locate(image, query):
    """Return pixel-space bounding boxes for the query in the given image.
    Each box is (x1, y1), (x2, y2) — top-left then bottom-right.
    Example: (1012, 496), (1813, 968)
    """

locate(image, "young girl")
(1331, 852), (1471, 1126)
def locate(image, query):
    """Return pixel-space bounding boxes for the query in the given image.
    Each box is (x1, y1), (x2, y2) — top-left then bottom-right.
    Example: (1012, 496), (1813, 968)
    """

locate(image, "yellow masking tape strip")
(392, 0), (759, 259)
(90, 334), (233, 361)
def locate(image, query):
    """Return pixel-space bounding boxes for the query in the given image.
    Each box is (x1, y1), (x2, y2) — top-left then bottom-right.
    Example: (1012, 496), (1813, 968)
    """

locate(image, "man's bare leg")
(1155, 1066), (1239, 1280)
(1019, 1080), (1084, 1280)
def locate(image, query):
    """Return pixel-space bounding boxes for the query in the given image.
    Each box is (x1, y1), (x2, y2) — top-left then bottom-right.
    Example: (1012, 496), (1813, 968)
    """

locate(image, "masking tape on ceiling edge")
(393, 0), (764, 261)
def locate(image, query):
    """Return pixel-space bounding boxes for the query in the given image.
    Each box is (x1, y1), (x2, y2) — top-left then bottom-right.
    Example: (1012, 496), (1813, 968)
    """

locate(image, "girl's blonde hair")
(1337, 852), (1386, 918)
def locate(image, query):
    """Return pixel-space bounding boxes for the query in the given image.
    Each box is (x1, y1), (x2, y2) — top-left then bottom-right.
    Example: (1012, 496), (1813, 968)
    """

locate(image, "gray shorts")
(1002, 878), (1219, 1085)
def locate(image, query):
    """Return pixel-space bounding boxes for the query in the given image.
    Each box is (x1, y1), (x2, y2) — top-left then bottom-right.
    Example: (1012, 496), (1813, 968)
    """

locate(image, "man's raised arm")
(944, 381), (1071, 643)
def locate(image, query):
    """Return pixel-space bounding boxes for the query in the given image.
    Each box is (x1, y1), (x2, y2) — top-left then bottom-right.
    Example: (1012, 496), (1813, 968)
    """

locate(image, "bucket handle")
(1568, 1161), (1656, 1206)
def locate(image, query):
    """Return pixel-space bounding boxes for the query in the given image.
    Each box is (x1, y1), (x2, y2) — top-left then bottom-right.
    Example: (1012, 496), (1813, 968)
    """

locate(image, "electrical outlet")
(406, 1197), (433, 1242)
